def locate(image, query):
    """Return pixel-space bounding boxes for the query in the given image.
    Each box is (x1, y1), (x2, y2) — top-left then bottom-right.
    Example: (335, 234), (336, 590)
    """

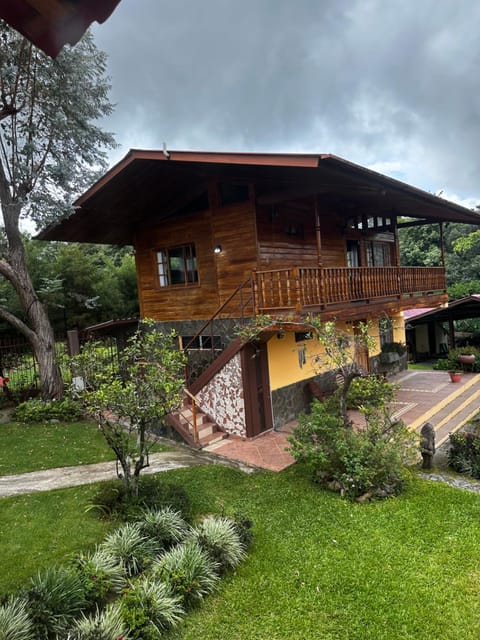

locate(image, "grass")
(0, 420), (171, 476)
(2, 464), (480, 638)
(0, 484), (114, 596)
(408, 361), (435, 370)
(167, 465), (480, 640)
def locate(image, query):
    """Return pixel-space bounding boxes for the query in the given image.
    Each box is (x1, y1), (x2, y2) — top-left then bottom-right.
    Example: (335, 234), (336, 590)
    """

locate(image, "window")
(347, 240), (360, 267)
(379, 317), (394, 347)
(295, 331), (313, 342)
(366, 241), (391, 267)
(156, 244), (198, 287)
(181, 335), (222, 350)
(346, 215), (392, 232)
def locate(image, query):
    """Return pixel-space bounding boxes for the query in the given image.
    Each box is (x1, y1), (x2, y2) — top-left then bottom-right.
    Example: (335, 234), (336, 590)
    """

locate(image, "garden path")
(0, 446), (256, 498)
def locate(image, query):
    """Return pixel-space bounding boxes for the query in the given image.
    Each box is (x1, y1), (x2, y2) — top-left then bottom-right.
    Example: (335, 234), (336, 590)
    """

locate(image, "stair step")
(177, 410), (209, 426)
(434, 389), (480, 446)
(198, 431), (228, 448)
(409, 375), (480, 432)
(194, 422), (215, 438)
(409, 379), (480, 446)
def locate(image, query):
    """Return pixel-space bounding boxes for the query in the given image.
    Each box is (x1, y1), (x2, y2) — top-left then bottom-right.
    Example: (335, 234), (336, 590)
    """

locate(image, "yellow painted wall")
(267, 332), (324, 391)
(267, 313), (407, 392)
(392, 311), (407, 344)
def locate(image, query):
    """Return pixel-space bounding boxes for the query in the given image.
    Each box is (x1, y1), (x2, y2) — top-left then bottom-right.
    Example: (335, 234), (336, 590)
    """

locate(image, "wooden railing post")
(191, 396), (198, 444)
(293, 267), (302, 313)
(183, 387), (199, 444)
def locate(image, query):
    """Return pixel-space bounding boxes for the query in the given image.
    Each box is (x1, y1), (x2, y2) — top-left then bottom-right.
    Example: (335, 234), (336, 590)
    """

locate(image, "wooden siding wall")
(211, 201), (257, 303)
(257, 202), (349, 269)
(134, 193), (257, 322)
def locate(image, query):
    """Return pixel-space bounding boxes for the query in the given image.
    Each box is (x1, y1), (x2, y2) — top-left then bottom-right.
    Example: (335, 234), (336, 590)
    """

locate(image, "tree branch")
(0, 304), (36, 343)
(0, 257), (20, 288)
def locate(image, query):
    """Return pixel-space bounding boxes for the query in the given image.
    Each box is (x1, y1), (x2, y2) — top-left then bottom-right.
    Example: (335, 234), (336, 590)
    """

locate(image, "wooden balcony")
(253, 266), (446, 316)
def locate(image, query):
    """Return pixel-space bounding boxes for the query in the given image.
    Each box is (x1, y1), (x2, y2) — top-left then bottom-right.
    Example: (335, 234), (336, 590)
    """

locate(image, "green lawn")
(171, 465), (480, 640)
(408, 361), (435, 370)
(0, 420), (170, 475)
(0, 484), (115, 596)
(2, 464), (480, 638)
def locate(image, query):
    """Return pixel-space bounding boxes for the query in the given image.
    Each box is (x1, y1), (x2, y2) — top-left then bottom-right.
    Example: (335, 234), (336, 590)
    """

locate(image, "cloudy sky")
(91, 0), (480, 208)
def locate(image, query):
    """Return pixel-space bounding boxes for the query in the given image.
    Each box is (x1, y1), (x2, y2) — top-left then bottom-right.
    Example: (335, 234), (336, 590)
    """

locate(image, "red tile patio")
(210, 427), (295, 472)
(208, 370), (480, 472)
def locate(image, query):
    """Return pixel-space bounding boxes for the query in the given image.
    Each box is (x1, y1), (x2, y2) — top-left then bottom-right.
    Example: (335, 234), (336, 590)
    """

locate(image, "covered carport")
(404, 295), (480, 361)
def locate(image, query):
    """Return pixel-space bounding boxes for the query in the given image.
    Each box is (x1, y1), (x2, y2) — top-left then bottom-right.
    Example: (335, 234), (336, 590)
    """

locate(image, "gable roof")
(38, 149), (480, 245)
(0, 0), (121, 57)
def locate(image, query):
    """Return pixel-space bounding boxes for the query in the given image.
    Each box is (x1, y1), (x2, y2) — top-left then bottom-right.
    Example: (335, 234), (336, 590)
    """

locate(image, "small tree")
(306, 319), (376, 428)
(73, 320), (186, 497)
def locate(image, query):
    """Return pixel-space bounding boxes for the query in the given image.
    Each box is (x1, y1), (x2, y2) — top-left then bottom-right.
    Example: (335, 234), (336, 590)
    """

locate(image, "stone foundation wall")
(271, 370), (337, 429)
(370, 352), (408, 376)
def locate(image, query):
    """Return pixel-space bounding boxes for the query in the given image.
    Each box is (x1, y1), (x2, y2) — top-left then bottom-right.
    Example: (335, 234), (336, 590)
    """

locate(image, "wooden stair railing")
(166, 387), (226, 449)
(184, 276), (255, 385)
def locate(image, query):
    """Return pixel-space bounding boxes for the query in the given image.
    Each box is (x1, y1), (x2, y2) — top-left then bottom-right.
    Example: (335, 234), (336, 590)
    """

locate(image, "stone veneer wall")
(370, 352), (408, 376)
(154, 318), (242, 346)
(195, 352), (247, 437)
(271, 370), (337, 430)
(272, 355), (408, 430)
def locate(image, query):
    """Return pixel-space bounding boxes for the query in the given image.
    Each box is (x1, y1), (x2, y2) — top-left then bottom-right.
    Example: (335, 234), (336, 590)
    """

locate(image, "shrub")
(64, 604), (127, 640)
(85, 480), (127, 519)
(152, 540), (219, 609)
(21, 566), (87, 639)
(346, 375), (397, 410)
(70, 549), (127, 609)
(448, 429), (480, 478)
(14, 398), (83, 423)
(380, 342), (407, 356)
(0, 597), (34, 640)
(137, 507), (189, 550)
(134, 477), (191, 520)
(99, 523), (159, 577)
(433, 346), (480, 372)
(119, 578), (184, 639)
(191, 516), (246, 574)
(288, 399), (418, 500)
(87, 478), (191, 521)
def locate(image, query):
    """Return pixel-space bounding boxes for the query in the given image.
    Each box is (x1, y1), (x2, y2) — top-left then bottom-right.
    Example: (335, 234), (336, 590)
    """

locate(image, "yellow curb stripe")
(436, 392), (480, 447)
(409, 374), (480, 432)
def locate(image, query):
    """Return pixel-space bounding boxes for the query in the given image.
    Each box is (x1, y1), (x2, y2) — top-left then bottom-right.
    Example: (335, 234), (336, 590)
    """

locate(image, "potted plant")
(449, 370), (462, 383)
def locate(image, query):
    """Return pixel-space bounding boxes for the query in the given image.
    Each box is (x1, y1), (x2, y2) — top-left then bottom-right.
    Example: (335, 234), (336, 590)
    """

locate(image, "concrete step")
(409, 376), (480, 446)
(176, 409), (211, 426)
(200, 431), (228, 449)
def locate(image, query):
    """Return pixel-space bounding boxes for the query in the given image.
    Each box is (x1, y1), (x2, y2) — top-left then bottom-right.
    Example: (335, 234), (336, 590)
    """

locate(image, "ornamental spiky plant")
(152, 540), (219, 609)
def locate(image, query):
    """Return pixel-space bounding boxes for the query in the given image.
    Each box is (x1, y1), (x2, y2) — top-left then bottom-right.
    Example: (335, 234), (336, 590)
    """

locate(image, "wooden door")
(241, 342), (273, 437)
(353, 321), (370, 373)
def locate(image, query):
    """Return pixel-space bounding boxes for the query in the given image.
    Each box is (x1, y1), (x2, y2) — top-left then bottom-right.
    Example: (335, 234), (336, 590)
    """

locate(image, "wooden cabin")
(39, 150), (480, 443)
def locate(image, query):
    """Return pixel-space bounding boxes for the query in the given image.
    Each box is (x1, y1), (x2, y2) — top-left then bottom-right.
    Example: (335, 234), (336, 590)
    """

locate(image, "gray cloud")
(92, 0), (480, 203)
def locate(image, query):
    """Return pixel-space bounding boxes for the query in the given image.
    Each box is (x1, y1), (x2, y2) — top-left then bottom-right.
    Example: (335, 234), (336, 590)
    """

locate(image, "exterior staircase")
(166, 394), (227, 449)
(409, 374), (480, 446)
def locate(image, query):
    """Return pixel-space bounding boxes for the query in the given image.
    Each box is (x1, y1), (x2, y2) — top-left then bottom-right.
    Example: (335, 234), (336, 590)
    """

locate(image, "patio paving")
(208, 370), (480, 472)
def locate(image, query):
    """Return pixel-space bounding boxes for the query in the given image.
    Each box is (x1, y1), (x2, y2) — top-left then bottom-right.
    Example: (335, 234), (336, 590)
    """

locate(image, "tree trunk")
(31, 316), (64, 399)
(0, 200), (64, 399)
(339, 370), (362, 430)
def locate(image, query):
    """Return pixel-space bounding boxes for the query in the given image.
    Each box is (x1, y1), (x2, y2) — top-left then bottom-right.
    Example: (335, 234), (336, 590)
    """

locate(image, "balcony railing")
(253, 266), (446, 313)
